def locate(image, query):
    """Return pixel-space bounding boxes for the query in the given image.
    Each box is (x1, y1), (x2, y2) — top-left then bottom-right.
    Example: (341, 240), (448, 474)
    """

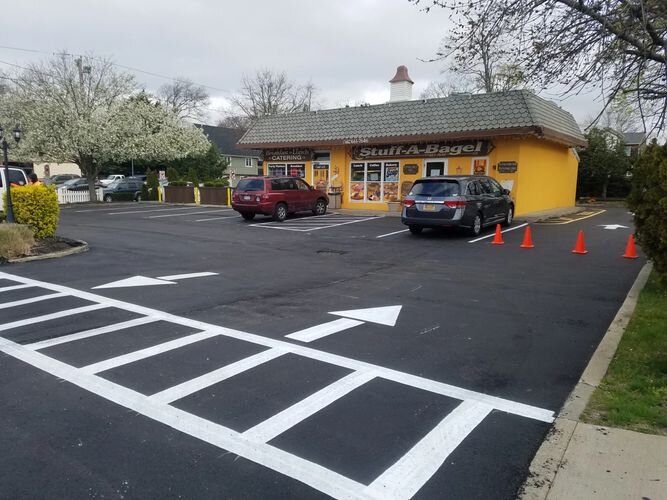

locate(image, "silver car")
(401, 175), (514, 236)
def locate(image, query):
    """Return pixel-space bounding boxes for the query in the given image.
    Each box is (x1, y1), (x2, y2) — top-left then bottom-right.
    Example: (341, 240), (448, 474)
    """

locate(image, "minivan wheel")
(273, 203), (287, 222)
(135, 193), (142, 202)
(469, 213), (482, 236)
(313, 198), (327, 216)
(241, 212), (255, 221)
(409, 225), (423, 235)
(104, 194), (113, 203)
(502, 205), (514, 227)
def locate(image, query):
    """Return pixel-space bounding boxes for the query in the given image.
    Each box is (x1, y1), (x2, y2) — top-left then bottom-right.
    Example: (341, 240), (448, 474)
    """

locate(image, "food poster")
(366, 162), (382, 201)
(382, 162), (400, 202)
(288, 164), (306, 178)
(313, 163), (329, 191)
(473, 158), (488, 176)
(350, 163), (365, 201)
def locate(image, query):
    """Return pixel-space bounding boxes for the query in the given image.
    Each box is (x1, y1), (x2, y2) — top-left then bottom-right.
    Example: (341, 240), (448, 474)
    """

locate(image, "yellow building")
(238, 68), (585, 216)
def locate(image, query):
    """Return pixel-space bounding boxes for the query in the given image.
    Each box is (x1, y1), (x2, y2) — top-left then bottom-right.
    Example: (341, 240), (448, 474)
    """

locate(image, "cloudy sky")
(5, 0), (602, 125)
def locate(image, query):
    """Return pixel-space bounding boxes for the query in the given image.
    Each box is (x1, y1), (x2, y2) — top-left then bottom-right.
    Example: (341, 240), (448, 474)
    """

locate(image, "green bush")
(627, 141), (667, 282)
(166, 167), (180, 182)
(202, 179), (229, 187)
(168, 180), (188, 187)
(0, 223), (35, 259)
(141, 169), (160, 201)
(9, 185), (60, 238)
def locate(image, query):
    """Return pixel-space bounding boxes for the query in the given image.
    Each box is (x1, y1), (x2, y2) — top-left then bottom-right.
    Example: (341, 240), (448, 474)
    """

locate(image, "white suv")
(1, 167), (29, 213)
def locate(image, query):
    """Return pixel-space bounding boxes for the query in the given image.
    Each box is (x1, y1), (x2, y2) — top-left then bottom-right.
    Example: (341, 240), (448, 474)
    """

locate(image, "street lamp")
(1, 126), (22, 223)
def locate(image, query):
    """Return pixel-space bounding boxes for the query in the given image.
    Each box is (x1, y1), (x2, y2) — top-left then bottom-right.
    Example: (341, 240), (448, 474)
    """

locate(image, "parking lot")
(1, 202), (645, 499)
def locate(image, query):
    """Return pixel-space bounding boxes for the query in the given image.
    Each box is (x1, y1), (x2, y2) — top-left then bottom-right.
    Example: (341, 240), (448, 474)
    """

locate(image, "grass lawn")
(582, 270), (667, 435)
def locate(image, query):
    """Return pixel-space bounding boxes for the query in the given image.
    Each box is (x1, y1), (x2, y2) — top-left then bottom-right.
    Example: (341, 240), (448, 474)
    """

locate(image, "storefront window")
(268, 164), (287, 176)
(288, 164), (305, 178)
(349, 161), (401, 203)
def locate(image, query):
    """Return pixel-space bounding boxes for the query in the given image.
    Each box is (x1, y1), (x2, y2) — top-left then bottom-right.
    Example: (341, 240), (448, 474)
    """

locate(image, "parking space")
(1, 203), (646, 499)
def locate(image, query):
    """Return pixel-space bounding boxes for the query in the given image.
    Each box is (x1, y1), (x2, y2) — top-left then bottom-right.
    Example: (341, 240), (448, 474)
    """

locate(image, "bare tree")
(158, 78), (210, 121)
(420, 78), (474, 98)
(412, 0), (667, 132)
(229, 69), (316, 121)
(216, 114), (252, 131)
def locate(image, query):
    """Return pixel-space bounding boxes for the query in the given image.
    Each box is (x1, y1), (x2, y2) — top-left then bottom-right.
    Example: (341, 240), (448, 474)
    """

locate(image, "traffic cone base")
(623, 234), (638, 259)
(520, 226), (535, 248)
(572, 230), (588, 254)
(491, 224), (504, 245)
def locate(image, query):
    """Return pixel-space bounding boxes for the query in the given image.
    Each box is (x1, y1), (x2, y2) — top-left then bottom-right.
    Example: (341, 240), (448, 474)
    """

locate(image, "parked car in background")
(128, 175), (147, 183)
(231, 176), (328, 221)
(102, 178), (143, 202)
(1, 167), (29, 212)
(43, 173), (80, 187)
(99, 174), (125, 187)
(401, 175), (514, 236)
(60, 178), (99, 191)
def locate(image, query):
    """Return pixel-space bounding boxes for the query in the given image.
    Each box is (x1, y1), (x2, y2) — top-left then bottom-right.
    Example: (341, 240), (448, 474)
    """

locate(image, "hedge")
(8, 185), (60, 238)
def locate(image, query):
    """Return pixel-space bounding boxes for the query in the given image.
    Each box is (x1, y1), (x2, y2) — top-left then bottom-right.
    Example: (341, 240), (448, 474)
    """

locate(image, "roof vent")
(389, 65), (414, 102)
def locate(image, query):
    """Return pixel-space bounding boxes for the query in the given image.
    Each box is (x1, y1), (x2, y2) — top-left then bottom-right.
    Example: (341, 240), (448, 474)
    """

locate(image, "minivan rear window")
(236, 179), (264, 191)
(410, 180), (460, 197)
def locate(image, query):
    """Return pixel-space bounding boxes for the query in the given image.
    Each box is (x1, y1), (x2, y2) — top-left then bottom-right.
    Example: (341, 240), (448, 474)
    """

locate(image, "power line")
(0, 44), (230, 94)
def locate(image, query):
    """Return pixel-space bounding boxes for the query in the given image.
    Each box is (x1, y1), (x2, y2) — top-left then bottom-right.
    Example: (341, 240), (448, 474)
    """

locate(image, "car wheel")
(104, 194), (113, 203)
(273, 203), (288, 222)
(408, 225), (423, 235)
(469, 213), (483, 236)
(313, 198), (327, 216)
(241, 212), (255, 221)
(502, 205), (514, 227)
(135, 193), (142, 202)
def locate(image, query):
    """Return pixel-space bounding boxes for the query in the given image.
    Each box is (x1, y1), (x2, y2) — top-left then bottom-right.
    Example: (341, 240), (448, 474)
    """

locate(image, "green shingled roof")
(238, 90), (585, 147)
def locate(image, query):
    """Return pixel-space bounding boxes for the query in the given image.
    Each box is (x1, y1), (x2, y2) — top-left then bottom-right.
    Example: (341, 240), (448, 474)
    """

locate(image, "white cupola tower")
(389, 65), (414, 102)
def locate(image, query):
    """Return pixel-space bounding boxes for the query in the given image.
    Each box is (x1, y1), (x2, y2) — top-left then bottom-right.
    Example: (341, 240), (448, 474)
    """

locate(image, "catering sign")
(352, 140), (492, 159)
(263, 148), (313, 162)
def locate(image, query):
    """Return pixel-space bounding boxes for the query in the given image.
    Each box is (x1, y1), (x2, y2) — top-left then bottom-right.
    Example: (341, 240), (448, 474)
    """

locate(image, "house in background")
(621, 132), (646, 158)
(33, 162), (81, 179)
(195, 125), (261, 186)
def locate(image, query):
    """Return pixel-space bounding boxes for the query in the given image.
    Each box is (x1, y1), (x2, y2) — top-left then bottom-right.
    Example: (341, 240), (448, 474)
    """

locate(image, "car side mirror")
(502, 188), (510, 195)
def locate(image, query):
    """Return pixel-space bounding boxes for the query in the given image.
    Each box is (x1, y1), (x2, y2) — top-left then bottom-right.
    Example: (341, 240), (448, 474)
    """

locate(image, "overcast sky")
(5, 0), (603, 126)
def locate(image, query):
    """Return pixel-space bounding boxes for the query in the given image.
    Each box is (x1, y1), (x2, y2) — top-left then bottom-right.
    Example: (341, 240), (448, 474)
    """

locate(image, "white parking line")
(376, 229), (410, 239)
(149, 348), (287, 404)
(365, 400), (493, 499)
(156, 272), (218, 280)
(251, 216), (382, 233)
(194, 216), (237, 222)
(243, 370), (376, 443)
(0, 304), (107, 333)
(107, 207), (201, 215)
(0, 284), (33, 293)
(146, 210), (231, 219)
(285, 318), (364, 343)
(0, 292), (66, 310)
(27, 317), (159, 350)
(80, 330), (220, 374)
(467, 223), (528, 243)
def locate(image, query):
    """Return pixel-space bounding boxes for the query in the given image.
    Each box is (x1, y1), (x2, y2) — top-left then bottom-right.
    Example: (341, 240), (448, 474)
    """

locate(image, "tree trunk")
(601, 178), (609, 199)
(78, 156), (100, 202)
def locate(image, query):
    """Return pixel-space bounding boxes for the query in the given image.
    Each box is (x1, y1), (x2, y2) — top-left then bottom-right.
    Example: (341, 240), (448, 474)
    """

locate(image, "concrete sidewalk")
(521, 263), (667, 500)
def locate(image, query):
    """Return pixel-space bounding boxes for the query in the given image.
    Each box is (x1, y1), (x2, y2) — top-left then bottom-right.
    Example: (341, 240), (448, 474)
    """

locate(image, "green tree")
(577, 128), (631, 199)
(169, 143), (228, 181)
(627, 141), (667, 281)
(166, 167), (180, 182)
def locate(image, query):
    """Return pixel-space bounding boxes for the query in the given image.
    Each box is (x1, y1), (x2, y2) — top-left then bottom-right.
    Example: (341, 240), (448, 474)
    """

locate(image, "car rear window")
(410, 180), (460, 197)
(236, 179), (264, 191)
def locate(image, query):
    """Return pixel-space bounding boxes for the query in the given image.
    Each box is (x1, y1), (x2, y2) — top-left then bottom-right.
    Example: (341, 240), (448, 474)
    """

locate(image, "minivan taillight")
(444, 200), (467, 208)
(401, 199), (415, 207)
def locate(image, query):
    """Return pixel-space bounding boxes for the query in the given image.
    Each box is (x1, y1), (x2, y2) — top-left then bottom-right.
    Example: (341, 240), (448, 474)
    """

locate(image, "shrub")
(166, 167), (180, 182)
(202, 179), (229, 187)
(142, 169), (160, 201)
(168, 180), (188, 187)
(0, 223), (35, 259)
(9, 185), (60, 238)
(627, 141), (667, 282)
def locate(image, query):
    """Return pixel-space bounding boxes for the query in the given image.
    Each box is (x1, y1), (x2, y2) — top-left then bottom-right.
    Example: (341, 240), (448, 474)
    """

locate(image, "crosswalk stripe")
(0, 292), (66, 310)
(0, 304), (107, 333)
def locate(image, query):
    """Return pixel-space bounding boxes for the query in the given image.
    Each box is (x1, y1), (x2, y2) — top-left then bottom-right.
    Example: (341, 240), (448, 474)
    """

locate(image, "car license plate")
(422, 204), (437, 212)
(243, 195), (251, 201)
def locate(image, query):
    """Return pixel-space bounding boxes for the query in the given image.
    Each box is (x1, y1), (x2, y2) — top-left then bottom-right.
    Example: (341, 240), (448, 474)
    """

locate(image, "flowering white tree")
(6, 53), (209, 196)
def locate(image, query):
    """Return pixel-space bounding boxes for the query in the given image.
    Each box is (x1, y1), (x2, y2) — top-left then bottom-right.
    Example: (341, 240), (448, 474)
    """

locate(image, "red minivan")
(231, 176), (329, 221)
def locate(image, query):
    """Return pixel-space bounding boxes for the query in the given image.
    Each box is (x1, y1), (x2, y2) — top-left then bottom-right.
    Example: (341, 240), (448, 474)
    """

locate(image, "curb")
(519, 261), (653, 500)
(8, 238), (89, 263)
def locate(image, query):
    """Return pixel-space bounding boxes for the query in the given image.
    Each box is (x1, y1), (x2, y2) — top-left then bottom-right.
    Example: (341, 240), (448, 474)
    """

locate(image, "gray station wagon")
(401, 175), (514, 236)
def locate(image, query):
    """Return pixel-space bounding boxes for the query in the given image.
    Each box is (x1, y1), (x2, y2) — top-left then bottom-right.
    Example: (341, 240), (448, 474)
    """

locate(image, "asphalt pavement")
(0, 203), (645, 499)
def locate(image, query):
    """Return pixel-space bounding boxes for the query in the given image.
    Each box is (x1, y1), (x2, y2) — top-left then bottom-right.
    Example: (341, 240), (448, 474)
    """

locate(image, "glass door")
(425, 159), (447, 177)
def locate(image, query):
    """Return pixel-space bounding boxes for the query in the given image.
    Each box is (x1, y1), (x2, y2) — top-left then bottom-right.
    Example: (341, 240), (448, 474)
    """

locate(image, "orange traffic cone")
(491, 224), (504, 245)
(623, 234), (638, 259)
(520, 226), (535, 248)
(572, 230), (588, 254)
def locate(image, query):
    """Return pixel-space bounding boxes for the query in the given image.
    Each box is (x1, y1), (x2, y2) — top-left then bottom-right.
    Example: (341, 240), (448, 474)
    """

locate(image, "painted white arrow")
(599, 224), (629, 230)
(93, 272), (218, 289)
(286, 305), (402, 343)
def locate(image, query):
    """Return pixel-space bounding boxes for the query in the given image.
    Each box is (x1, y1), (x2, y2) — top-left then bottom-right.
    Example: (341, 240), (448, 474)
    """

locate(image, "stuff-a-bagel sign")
(352, 140), (492, 159)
